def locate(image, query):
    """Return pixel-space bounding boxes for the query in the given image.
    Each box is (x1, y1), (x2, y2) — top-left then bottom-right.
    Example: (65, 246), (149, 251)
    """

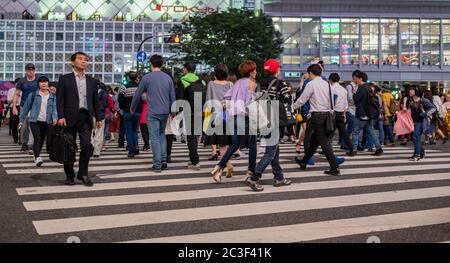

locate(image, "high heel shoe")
(208, 154), (219, 161)
(211, 166), (223, 183)
(226, 163), (234, 178)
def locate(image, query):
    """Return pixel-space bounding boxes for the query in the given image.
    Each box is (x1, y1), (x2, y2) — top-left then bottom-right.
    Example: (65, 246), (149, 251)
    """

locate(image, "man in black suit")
(57, 51), (102, 186)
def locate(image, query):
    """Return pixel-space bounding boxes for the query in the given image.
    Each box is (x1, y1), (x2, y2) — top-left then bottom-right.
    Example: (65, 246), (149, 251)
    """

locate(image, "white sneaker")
(35, 157), (43, 166)
(188, 162), (201, 170)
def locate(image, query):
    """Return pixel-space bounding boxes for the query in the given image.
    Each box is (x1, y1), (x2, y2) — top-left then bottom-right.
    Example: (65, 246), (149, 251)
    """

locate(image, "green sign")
(285, 72), (301, 78)
(322, 21), (340, 34)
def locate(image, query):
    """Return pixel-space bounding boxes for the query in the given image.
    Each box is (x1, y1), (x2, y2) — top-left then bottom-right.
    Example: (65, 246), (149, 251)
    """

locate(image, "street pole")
(136, 35), (153, 77)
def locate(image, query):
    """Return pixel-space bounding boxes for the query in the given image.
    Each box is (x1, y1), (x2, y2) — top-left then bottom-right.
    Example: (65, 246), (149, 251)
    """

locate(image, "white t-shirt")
(332, 83), (348, 112)
(37, 92), (49, 122)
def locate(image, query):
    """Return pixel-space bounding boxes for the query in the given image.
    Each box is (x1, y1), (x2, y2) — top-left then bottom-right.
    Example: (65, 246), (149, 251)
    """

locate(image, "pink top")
(140, 100), (148, 124)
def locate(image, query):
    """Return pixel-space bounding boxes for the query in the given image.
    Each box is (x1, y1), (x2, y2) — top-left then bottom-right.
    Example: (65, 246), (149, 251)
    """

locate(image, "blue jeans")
(252, 143), (284, 181)
(384, 116), (394, 143)
(375, 119), (385, 145)
(123, 112), (141, 154)
(352, 118), (381, 150)
(346, 112), (355, 134)
(413, 122), (424, 157)
(148, 114), (168, 169)
(218, 116), (256, 173)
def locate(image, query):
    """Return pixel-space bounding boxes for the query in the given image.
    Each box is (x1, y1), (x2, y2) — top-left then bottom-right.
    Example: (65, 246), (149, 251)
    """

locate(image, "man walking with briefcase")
(56, 52), (102, 186)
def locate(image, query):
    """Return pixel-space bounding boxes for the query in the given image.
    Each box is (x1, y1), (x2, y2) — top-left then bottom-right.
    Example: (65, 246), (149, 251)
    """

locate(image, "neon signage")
(149, 2), (221, 14)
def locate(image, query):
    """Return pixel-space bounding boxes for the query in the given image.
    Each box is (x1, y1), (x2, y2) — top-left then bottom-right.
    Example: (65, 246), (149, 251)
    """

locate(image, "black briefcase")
(49, 126), (77, 164)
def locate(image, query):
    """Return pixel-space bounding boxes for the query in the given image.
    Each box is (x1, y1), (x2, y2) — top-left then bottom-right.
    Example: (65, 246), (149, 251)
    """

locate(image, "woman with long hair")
(402, 86), (436, 161)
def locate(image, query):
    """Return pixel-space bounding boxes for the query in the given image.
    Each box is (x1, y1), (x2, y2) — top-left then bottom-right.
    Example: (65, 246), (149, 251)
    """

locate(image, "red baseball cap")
(264, 59), (280, 74)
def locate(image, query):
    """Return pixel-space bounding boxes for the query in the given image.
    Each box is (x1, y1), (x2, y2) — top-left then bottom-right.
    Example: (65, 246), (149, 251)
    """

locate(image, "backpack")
(388, 96), (399, 114)
(366, 86), (381, 119)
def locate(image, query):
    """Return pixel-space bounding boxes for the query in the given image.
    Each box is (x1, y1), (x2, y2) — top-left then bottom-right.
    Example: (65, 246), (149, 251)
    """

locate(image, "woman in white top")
(19, 76), (58, 166)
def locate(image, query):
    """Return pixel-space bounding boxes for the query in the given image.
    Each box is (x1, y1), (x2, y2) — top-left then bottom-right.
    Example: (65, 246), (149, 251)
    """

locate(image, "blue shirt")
(16, 77), (38, 107)
(131, 71), (175, 117)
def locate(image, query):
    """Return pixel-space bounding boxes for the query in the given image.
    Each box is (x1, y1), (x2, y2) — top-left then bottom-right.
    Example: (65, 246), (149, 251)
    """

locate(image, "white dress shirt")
(74, 70), (88, 110)
(293, 76), (334, 112)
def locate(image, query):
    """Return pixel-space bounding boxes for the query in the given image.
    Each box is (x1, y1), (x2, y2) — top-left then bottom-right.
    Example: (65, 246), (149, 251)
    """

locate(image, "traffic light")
(163, 34), (181, 44)
(121, 75), (128, 86)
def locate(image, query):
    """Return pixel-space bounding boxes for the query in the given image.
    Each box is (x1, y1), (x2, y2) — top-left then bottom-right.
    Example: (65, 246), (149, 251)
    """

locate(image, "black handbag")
(325, 83), (336, 134)
(49, 126), (77, 164)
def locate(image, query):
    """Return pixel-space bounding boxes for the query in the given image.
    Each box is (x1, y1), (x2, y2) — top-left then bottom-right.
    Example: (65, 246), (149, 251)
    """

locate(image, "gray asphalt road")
(0, 128), (450, 243)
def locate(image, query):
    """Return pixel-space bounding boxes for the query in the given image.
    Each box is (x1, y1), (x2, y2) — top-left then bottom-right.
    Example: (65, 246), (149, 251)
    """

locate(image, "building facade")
(0, 0), (260, 83)
(2, 0), (450, 88)
(264, 0), (450, 87)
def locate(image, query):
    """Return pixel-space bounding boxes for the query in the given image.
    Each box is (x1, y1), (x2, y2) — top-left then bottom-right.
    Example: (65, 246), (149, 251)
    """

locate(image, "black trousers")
(166, 134), (174, 157)
(9, 107), (20, 143)
(29, 121), (49, 158)
(187, 135), (199, 165)
(140, 123), (150, 149)
(303, 119), (313, 154)
(64, 110), (94, 179)
(118, 114), (125, 148)
(335, 112), (352, 150)
(302, 113), (338, 170)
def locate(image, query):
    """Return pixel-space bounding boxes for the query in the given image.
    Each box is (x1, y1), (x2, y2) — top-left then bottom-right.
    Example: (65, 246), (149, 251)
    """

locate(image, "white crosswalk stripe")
(1, 140), (450, 242)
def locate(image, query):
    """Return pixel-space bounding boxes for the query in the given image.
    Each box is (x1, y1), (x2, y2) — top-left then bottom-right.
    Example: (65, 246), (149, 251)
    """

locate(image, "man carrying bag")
(293, 64), (340, 176)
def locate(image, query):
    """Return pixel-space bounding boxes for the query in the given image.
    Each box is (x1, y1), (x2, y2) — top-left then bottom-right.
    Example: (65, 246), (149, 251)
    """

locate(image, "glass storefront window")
(36, 32), (44, 41)
(66, 32), (74, 41)
(322, 18), (340, 65)
(361, 18), (379, 65)
(36, 22), (44, 31)
(302, 17), (320, 65)
(65, 43), (74, 51)
(25, 42), (34, 52)
(6, 32), (14, 41)
(46, 32), (54, 41)
(421, 19), (440, 66)
(66, 22), (74, 31)
(95, 23), (104, 31)
(400, 19), (420, 66)
(382, 19), (398, 65)
(281, 17), (300, 65)
(341, 18), (359, 65)
(444, 20), (450, 65)
(16, 42), (24, 51)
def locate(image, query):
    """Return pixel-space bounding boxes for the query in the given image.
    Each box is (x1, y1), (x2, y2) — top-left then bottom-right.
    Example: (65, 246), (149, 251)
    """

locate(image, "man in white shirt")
(293, 64), (340, 176)
(329, 73), (352, 154)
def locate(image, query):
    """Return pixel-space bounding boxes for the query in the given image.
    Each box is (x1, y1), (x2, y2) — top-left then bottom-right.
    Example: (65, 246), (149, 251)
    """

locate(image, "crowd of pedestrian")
(1, 53), (450, 192)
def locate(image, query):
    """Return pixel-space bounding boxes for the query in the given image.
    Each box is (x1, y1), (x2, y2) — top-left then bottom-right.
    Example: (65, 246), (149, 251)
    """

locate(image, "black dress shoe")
(134, 150), (140, 156)
(77, 175), (94, 187)
(294, 157), (307, 170)
(373, 149), (384, 156)
(64, 178), (76, 186)
(162, 162), (168, 170)
(324, 169), (341, 176)
(127, 153), (135, 158)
